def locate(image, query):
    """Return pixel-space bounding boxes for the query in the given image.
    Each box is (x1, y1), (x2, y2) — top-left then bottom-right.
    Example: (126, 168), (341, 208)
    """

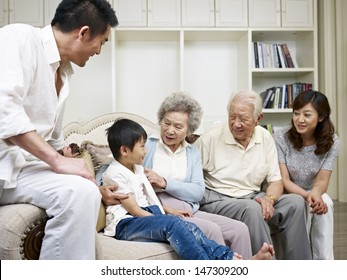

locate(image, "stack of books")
(260, 82), (312, 109)
(253, 42), (298, 68)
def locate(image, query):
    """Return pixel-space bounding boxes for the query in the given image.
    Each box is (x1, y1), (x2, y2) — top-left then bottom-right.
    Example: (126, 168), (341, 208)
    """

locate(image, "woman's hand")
(307, 191), (327, 215)
(163, 205), (192, 218)
(144, 168), (167, 189)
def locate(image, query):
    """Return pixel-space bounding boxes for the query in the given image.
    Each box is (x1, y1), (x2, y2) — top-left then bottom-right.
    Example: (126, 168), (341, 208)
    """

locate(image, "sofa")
(0, 112), (179, 260)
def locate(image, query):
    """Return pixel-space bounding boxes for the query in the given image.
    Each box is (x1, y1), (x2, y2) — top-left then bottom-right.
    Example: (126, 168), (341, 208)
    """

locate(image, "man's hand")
(53, 155), (96, 183)
(255, 196), (275, 221)
(99, 185), (129, 206)
(6, 131), (95, 183)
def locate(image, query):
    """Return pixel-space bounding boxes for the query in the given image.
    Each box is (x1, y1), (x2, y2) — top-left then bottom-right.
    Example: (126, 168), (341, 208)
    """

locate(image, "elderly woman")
(143, 92), (253, 259)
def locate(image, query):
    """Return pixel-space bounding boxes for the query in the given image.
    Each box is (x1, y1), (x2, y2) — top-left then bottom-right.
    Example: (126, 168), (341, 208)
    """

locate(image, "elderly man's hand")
(255, 196), (275, 221)
(99, 185), (128, 206)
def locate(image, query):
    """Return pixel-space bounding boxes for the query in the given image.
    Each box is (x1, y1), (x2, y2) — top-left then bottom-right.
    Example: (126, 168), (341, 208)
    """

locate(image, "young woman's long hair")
(286, 90), (335, 155)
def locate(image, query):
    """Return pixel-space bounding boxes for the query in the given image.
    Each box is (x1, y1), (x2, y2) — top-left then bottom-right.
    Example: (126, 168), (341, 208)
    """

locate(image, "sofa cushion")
(96, 233), (179, 260)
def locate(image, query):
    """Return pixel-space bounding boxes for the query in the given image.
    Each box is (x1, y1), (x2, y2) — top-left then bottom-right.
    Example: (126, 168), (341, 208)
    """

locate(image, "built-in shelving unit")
(109, 0), (317, 132)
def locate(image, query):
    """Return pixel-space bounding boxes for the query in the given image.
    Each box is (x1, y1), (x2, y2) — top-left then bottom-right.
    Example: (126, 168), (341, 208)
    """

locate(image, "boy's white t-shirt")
(102, 159), (164, 236)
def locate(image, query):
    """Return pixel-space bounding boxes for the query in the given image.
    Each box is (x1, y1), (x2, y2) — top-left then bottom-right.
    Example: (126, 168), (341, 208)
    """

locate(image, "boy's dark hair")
(106, 118), (147, 160)
(51, 0), (118, 38)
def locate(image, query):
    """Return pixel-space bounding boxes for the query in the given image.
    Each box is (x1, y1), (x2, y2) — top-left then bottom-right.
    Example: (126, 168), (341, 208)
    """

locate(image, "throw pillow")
(80, 141), (113, 173)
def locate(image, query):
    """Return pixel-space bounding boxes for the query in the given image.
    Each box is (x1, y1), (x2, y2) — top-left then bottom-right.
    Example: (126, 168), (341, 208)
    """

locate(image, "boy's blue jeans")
(116, 205), (234, 260)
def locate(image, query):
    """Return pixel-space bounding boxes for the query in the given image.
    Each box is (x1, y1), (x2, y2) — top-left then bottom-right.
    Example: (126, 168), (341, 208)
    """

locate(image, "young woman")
(274, 90), (339, 259)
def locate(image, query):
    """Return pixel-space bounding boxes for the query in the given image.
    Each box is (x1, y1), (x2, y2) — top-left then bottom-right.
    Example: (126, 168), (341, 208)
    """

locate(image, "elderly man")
(195, 90), (312, 259)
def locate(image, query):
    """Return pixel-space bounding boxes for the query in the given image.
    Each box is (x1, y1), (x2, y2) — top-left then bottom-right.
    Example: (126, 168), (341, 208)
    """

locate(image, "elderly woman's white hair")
(157, 92), (203, 134)
(227, 89), (263, 120)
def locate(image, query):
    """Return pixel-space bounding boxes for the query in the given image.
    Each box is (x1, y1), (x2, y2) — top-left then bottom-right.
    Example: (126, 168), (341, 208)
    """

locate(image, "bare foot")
(232, 252), (243, 260)
(251, 242), (275, 260)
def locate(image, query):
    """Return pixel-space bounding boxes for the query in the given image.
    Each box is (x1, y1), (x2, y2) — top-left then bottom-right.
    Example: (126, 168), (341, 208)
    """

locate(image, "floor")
(334, 200), (347, 260)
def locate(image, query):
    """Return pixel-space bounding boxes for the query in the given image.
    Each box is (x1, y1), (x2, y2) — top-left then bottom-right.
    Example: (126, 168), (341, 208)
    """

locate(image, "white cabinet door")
(182, 0), (214, 27)
(9, 0), (44, 26)
(281, 0), (313, 27)
(249, 0), (280, 27)
(249, 0), (313, 27)
(216, 0), (248, 27)
(115, 0), (147, 27)
(44, 0), (61, 25)
(0, 0), (9, 26)
(148, 0), (180, 27)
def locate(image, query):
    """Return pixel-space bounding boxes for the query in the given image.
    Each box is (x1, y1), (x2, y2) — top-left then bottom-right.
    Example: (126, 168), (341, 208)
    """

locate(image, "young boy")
(102, 118), (274, 260)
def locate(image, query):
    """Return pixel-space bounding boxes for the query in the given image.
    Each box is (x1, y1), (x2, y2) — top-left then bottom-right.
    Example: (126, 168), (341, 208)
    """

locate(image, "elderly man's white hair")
(227, 90), (263, 120)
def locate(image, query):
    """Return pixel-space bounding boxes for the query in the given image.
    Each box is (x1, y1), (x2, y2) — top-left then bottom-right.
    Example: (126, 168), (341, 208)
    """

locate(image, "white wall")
(63, 41), (113, 126)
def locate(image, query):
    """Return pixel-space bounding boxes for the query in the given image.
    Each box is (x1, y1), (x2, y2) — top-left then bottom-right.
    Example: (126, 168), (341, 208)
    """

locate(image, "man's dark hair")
(51, 0), (118, 38)
(107, 119), (147, 160)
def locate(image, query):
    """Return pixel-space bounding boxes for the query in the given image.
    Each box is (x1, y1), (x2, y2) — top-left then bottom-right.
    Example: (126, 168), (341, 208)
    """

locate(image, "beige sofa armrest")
(0, 204), (48, 260)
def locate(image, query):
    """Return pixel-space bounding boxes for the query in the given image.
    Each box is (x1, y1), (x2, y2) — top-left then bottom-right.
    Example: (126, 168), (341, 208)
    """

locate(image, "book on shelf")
(281, 43), (295, 68)
(281, 84), (287, 109)
(273, 44), (280, 68)
(253, 42), (259, 68)
(265, 43), (274, 68)
(287, 84), (293, 108)
(288, 47), (299, 68)
(273, 87), (281, 109)
(260, 87), (275, 108)
(257, 42), (264, 68)
(277, 44), (287, 68)
(266, 88), (276, 108)
(260, 90), (268, 106)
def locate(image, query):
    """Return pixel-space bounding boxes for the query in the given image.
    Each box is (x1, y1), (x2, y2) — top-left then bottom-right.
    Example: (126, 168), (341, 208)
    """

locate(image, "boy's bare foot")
(251, 242), (275, 260)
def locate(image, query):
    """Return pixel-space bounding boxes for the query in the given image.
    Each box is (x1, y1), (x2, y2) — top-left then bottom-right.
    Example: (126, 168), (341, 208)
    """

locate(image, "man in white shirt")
(195, 90), (312, 260)
(0, 0), (120, 259)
